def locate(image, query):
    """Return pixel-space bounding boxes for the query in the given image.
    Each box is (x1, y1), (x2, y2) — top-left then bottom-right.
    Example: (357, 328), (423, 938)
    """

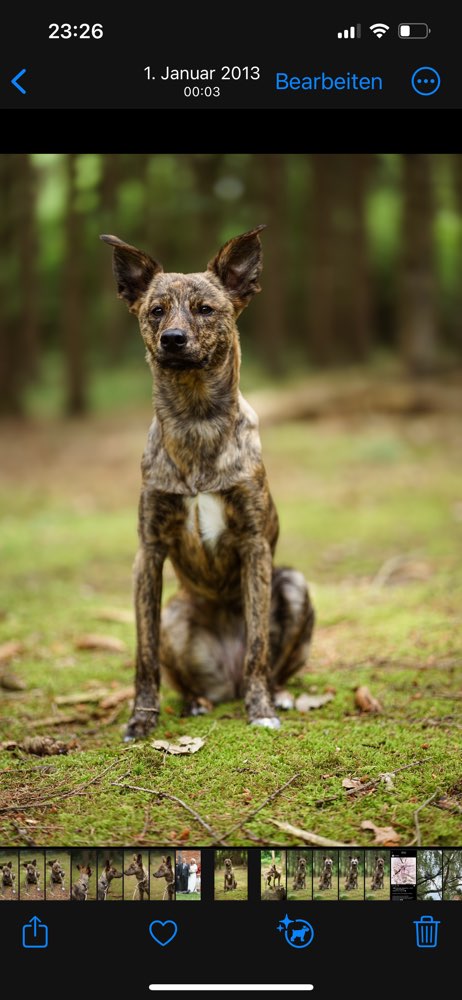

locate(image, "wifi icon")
(369, 23), (389, 37)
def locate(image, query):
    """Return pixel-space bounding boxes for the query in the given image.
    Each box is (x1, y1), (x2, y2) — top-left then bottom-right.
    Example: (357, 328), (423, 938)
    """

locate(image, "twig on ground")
(316, 758), (431, 807)
(268, 819), (349, 847)
(0, 757), (124, 813)
(218, 772), (300, 841)
(10, 819), (37, 847)
(33, 712), (93, 728)
(414, 790), (440, 847)
(111, 781), (227, 846)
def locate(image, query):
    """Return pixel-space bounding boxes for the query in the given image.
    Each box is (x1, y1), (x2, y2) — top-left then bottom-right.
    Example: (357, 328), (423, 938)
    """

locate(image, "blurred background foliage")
(1, 152), (461, 418)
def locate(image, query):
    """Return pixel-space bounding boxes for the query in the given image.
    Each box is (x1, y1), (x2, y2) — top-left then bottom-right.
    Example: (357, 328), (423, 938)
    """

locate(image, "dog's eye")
(198, 304), (213, 315)
(151, 306), (164, 317)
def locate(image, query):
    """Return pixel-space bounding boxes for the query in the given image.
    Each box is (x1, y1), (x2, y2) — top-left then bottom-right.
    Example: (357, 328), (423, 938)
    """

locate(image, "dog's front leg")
(125, 544), (165, 740)
(241, 540), (279, 729)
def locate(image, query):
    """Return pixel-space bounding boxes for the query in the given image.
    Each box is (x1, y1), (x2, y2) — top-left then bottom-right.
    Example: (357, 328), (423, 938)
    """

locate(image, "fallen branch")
(268, 819), (349, 847)
(55, 688), (110, 705)
(33, 712), (93, 728)
(10, 819), (36, 847)
(316, 758), (431, 807)
(0, 757), (124, 813)
(218, 773), (300, 841)
(100, 686), (134, 709)
(414, 790), (440, 847)
(111, 781), (227, 846)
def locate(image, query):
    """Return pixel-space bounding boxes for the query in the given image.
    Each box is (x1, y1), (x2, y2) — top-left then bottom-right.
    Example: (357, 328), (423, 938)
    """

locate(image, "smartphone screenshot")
(0, 8), (459, 108)
(0, 145), (459, 1000)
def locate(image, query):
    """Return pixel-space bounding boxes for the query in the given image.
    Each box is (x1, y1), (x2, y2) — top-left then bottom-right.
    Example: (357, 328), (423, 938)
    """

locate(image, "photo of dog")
(124, 851), (149, 900)
(339, 851), (364, 901)
(0, 858), (18, 901)
(313, 850), (339, 901)
(71, 850), (97, 901)
(151, 852), (176, 901)
(287, 851), (312, 901)
(261, 850), (287, 901)
(97, 851), (124, 901)
(365, 850), (390, 901)
(214, 850), (248, 901)
(19, 852), (44, 901)
(45, 850), (71, 901)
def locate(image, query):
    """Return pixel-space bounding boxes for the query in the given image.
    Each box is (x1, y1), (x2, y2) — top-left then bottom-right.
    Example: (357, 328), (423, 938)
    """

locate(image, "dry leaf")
(354, 686), (382, 714)
(360, 819), (401, 845)
(96, 608), (135, 624)
(151, 735), (205, 755)
(295, 692), (334, 713)
(268, 818), (348, 847)
(342, 778), (363, 791)
(74, 634), (127, 653)
(0, 671), (26, 690)
(0, 641), (23, 663)
(178, 828), (190, 840)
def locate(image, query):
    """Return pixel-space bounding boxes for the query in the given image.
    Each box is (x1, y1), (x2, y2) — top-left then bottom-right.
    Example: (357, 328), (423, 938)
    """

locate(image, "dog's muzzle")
(160, 328), (188, 352)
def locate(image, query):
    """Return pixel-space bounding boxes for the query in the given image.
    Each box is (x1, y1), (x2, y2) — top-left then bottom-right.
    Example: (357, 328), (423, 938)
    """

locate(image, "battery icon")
(398, 23), (430, 38)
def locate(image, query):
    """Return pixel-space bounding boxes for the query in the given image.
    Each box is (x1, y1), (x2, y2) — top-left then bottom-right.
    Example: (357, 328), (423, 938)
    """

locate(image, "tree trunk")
(63, 154), (86, 415)
(256, 155), (287, 374)
(0, 154), (25, 415)
(308, 154), (336, 365)
(398, 154), (438, 374)
(17, 154), (40, 380)
(99, 154), (125, 363)
(333, 154), (373, 361)
(451, 153), (462, 354)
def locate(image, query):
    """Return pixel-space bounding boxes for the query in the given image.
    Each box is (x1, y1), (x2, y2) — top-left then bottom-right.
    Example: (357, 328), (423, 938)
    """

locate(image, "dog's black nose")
(160, 328), (188, 351)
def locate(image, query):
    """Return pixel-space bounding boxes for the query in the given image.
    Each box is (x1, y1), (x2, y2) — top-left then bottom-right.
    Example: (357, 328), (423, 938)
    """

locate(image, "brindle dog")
(48, 859), (66, 891)
(371, 856), (385, 890)
(97, 859), (123, 901)
(101, 227), (315, 738)
(345, 856), (359, 891)
(71, 864), (92, 901)
(152, 855), (175, 901)
(319, 857), (333, 891)
(1, 862), (16, 890)
(293, 856), (307, 891)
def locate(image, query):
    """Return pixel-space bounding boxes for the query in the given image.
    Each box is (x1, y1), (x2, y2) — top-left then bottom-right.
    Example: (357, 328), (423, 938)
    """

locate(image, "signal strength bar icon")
(337, 24), (361, 39)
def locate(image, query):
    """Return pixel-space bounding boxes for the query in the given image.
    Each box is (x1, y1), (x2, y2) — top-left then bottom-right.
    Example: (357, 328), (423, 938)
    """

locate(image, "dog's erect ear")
(208, 225), (266, 313)
(100, 235), (163, 312)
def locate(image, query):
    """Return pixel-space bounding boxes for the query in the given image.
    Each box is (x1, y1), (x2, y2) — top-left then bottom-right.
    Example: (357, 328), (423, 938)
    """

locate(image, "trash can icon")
(414, 915), (440, 949)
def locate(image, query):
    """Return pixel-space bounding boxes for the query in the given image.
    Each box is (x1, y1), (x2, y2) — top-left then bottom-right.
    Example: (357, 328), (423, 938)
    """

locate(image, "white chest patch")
(185, 493), (227, 547)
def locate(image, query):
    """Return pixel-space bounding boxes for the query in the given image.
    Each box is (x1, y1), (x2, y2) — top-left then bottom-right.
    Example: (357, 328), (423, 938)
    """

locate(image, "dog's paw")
(250, 716), (281, 730)
(274, 690), (295, 710)
(124, 707), (159, 741)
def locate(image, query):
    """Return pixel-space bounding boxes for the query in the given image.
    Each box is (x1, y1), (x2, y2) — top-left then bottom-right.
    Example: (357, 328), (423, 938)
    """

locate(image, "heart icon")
(149, 919), (178, 947)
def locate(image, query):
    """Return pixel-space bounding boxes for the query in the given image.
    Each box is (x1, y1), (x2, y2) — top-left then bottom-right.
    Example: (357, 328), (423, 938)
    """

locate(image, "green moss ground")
(0, 410), (461, 847)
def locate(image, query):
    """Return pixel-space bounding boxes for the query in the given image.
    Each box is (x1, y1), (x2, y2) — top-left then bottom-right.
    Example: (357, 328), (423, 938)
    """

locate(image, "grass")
(0, 401), (461, 848)
(365, 887), (390, 902)
(339, 884), (365, 901)
(313, 883), (339, 902)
